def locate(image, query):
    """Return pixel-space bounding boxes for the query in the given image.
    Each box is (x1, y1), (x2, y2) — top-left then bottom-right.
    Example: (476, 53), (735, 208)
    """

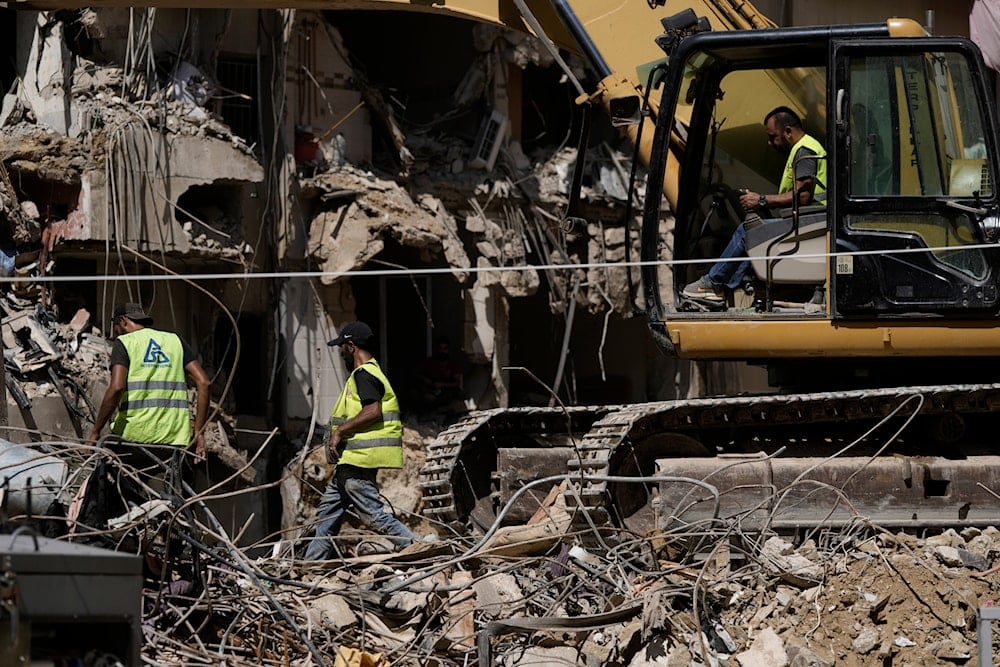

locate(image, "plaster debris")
(304, 166), (471, 284)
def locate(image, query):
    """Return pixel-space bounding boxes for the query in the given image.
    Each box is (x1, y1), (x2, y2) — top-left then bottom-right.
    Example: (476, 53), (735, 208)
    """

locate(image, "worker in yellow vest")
(683, 106), (826, 303)
(304, 321), (414, 560)
(87, 303), (212, 484)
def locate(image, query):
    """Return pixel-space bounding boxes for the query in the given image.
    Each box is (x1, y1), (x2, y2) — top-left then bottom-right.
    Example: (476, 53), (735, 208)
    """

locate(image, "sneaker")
(682, 276), (724, 302)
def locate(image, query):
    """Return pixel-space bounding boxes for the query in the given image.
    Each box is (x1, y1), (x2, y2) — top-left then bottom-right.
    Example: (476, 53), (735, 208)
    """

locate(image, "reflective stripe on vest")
(779, 133), (827, 205)
(112, 328), (191, 446)
(330, 358), (403, 469)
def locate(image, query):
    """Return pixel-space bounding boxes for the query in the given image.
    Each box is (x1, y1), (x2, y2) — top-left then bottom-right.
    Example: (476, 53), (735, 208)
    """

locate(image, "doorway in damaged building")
(0, 9), (13, 98)
(213, 314), (266, 416)
(349, 261), (464, 417)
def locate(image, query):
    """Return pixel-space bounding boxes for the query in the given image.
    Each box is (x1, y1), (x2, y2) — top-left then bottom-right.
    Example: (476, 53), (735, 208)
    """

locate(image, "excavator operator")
(682, 106), (826, 303)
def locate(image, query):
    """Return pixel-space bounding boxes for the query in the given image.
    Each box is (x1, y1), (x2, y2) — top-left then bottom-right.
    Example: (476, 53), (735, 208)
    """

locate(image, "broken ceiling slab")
(81, 128), (263, 256)
(0, 125), (90, 185)
(305, 167), (470, 284)
(4, 112), (262, 256)
(2, 308), (63, 372)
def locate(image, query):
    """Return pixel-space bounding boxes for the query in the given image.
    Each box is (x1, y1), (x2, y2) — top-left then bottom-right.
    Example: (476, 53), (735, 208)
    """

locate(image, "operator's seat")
(745, 206), (827, 283)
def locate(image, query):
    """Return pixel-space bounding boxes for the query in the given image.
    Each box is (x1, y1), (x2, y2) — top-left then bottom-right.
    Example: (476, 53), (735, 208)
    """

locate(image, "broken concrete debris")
(121, 506), (1000, 665)
(10, 6), (988, 665)
(304, 167), (470, 285)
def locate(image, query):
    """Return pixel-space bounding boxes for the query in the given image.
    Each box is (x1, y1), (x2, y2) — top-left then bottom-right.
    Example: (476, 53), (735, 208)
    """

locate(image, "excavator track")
(419, 406), (614, 529)
(419, 383), (1000, 534)
(420, 410), (500, 527)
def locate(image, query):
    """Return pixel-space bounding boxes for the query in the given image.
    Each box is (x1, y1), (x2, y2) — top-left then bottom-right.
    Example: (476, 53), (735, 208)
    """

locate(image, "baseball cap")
(327, 321), (373, 347)
(112, 302), (153, 324)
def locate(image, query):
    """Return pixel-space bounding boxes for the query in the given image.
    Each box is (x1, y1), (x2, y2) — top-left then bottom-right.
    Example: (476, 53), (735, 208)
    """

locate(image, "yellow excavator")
(416, 2), (1000, 537)
(9, 0), (1000, 537)
(631, 11), (1000, 533)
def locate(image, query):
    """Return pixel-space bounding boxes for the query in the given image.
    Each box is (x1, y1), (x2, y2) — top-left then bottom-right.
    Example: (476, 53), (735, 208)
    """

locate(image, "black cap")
(328, 321), (373, 347)
(112, 302), (153, 324)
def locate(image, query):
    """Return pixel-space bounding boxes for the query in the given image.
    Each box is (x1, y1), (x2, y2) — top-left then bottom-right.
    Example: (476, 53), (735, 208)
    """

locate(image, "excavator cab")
(641, 24), (1000, 387)
(832, 41), (997, 317)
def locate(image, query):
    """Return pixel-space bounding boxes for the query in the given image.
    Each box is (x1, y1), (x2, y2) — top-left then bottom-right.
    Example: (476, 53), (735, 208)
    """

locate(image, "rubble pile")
(0, 393), (997, 665)
(131, 477), (1000, 666)
(0, 300), (106, 434)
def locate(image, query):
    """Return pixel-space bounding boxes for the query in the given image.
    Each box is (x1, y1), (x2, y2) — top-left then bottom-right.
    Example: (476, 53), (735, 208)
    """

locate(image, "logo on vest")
(143, 339), (170, 365)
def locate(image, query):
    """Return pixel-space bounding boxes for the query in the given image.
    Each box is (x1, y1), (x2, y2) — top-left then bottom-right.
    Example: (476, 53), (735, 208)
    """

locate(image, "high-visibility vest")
(331, 358), (403, 469)
(112, 328), (190, 446)
(780, 133), (827, 204)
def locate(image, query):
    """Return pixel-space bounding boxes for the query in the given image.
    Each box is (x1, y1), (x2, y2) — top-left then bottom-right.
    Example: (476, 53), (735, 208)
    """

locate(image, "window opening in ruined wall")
(216, 56), (260, 149)
(52, 259), (96, 324)
(175, 181), (245, 247)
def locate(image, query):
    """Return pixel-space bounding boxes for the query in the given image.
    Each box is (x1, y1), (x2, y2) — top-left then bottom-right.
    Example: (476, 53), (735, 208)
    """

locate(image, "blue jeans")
(707, 222), (751, 290)
(303, 463), (415, 560)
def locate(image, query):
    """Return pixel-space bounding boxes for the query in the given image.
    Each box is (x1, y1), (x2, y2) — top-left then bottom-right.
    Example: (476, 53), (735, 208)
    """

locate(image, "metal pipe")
(549, 276), (579, 407)
(479, 601), (643, 664)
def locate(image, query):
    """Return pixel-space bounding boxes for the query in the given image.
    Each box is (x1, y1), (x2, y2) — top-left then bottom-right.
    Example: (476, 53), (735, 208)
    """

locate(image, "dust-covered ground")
(282, 420), (1000, 666)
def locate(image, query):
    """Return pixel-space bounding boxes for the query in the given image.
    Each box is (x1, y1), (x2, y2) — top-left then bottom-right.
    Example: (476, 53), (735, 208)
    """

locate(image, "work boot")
(682, 276), (724, 302)
(805, 285), (826, 314)
(808, 285), (826, 305)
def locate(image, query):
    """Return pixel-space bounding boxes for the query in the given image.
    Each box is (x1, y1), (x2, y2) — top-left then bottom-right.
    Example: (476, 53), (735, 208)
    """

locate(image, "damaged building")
(0, 0), (986, 532)
(0, 0), (997, 665)
(0, 3), (705, 544)
(0, 0), (988, 533)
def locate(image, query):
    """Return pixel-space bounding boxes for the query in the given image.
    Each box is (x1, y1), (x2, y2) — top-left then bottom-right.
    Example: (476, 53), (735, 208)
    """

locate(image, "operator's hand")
(85, 427), (101, 448)
(739, 190), (761, 211)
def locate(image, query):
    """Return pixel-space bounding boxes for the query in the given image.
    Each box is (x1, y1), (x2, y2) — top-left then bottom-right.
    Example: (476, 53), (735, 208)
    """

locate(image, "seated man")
(683, 106), (826, 302)
(416, 336), (464, 410)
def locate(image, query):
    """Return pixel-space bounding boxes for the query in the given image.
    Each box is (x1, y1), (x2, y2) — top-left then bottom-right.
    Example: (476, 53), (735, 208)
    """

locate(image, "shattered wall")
(284, 12), (372, 172)
(3, 9), (265, 258)
(0, 5), (720, 432)
(0, 7), (274, 380)
(0, 8), (285, 549)
(282, 10), (687, 415)
(0, 3), (786, 552)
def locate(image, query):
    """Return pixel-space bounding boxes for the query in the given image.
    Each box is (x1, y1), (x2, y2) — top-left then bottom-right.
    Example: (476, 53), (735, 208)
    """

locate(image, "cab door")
(830, 39), (1000, 317)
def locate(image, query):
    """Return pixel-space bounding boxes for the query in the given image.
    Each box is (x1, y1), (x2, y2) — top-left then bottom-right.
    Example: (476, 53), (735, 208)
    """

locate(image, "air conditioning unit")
(470, 110), (508, 171)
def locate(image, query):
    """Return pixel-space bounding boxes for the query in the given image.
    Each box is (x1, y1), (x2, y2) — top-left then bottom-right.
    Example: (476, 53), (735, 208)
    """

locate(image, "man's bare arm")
(328, 401), (383, 459)
(185, 359), (212, 460)
(87, 364), (127, 446)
